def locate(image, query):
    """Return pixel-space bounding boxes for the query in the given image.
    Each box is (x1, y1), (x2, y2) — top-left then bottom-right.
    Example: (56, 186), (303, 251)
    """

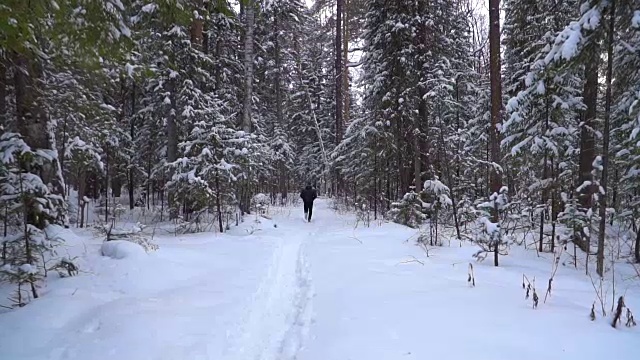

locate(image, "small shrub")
(387, 191), (427, 229)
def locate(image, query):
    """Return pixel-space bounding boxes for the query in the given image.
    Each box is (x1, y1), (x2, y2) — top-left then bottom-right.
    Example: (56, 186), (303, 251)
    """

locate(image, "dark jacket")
(300, 186), (317, 204)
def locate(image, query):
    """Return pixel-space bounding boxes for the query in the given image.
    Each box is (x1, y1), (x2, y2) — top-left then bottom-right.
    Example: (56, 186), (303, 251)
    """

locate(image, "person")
(300, 184), (317, 222)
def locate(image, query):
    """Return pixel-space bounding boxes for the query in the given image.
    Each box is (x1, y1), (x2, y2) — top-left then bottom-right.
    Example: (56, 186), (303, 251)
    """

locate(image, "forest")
(1, 0), (640, 311)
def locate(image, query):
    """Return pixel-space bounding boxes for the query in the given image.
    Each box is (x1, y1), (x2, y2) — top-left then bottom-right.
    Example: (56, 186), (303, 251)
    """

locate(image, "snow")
(101, 240), (147, 260)
(536, 80), (545, 95)
(141, 3), (157, 13)
(0, 200), (638, 360)
(18, 264), (38, 274)
(633, 11), (640, 28)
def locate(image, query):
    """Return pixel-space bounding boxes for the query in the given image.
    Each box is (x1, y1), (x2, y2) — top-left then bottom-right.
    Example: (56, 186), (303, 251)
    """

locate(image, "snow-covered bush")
(101, 240), (147, 259)
(423, 177), (452, 211)
(95, 222), (158, 252)
(355, 201), (371, 228)
(557, 193), (590, 250)
(252, 193), (269, 214)
(387, 190), (427, 229)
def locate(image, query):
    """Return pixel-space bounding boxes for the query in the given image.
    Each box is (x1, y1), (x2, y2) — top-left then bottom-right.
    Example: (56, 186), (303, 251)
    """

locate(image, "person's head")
(305, 183), (312, 190)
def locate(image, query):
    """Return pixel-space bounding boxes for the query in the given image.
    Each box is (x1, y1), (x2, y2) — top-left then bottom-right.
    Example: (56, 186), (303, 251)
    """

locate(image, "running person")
(300, 184), (317, 222)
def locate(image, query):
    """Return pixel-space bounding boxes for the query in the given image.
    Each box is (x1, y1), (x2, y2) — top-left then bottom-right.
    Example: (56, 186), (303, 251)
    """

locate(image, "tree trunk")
(274, 13), (287, 203)
(413, 132), (422, 192)
(13, 52), (66, 225)
(335, 0), (344, 194)
(550, 156), (557, 253)
(635, 219), (640, 263)
(335, 0), (343, 143)
(374, 151), (378, 220)
(166, 74), (178, 218)
(342, 0), (349, 127)
(242, 0), (255, 133)
(540, 93), (551, 252)
(105, 148), (109, 223)
(128, 81), (136, 209)
(78, 169), (86, 228)
(190, 0), (204, 47)
(576, 29), (600, 252)
(597, 0), (615, 277)
(0, 56), (6, 129)
(215, 170), (223, 233)
(489, 0), (503, 267)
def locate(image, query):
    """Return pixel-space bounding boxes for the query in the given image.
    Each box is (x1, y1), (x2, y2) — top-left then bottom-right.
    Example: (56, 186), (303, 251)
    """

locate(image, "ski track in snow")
(226, 215), (317, 360)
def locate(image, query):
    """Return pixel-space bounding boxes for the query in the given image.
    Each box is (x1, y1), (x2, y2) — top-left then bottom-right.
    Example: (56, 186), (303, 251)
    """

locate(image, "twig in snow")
(468, 263), (475, 287)
(588, 274), (607, 317)
(544, 245), (564, 303)
(418, 241), (430, 258)
(398, 256), (424, 266)
(349, 235), (363, 244)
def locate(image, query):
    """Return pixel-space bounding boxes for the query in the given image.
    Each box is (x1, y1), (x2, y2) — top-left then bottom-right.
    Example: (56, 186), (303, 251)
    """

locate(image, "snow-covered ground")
(0, 199), (638, 360)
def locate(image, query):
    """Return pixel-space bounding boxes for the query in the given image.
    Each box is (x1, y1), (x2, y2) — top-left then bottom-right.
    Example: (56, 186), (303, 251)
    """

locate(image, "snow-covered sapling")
(387, 190), (427, 229)
(422, 177), (452, 246)
(473, 186), (511, 265)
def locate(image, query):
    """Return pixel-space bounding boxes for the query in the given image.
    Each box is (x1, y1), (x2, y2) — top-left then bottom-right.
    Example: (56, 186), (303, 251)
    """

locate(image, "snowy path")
(0, 199), (639, 360)
(226, 215), (315, 360)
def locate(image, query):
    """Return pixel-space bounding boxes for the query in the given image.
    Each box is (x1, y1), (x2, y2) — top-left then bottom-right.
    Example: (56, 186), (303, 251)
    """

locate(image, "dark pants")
(303, 201), (313, 221)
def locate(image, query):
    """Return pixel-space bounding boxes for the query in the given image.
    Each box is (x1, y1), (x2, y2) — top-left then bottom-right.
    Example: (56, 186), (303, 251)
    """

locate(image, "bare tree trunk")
(635, 219), (640, 263)
(104, 148), (109, 223)
(273, 14), (287, 204)
(128, 81), (136, 209)
(78, 168), (86, 228)
(576, 32), (600, 253)
(215, 170), (223, 233)
(373, 151), (378, 220)
(190, 0), (204, 47)
(550, 156), (557, 253)
(166, 75), (178, 218)
(597, 0), (615, 277)
(242, 0), (255, 133)
(343, 0), (349, 127)
(413, 133), (422, 192)
(489, 0), (503, 267)
(335, 0), (344, 194)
